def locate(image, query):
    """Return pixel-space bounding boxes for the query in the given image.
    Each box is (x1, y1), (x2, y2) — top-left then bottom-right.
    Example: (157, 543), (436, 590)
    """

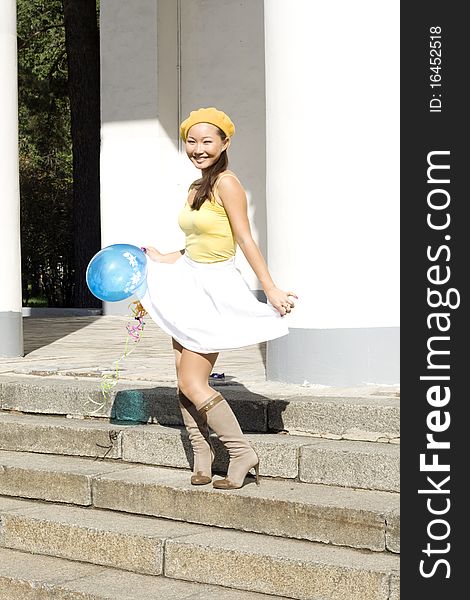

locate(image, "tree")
(63, 0), (101, 308)
(17, 0), (74, 307)
(17, 0), (101, 308)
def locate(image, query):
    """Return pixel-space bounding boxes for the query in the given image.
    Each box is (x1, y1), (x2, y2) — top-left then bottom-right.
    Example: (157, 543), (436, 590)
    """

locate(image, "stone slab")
(122, 424), (300, 479)
(0, 445), (400, 554)
(0, 498), (399, 600)
(0, 376), (268, 432)
(0, 411), (122, 459)
(0, 375), (158, 420)
(0, 496), (204, 576)
(386, 507), (400, 553)
(0, 412), (400, 489)
(0, 375), (400, 440)
(165, 527), (400, 600)
(0, 546), (280, 600)
(0, 499), (399, 600)
(0, 450), (132, 505)
(268, 395), (400, 440)
(93, 462), (399, 552)
(299, 438), (400, 492)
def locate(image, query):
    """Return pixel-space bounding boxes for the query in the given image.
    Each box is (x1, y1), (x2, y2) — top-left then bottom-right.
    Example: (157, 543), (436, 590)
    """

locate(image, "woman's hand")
(142, 246), (185, 264)
(266, 288), (298, 317)
(143, 246), (164, 262)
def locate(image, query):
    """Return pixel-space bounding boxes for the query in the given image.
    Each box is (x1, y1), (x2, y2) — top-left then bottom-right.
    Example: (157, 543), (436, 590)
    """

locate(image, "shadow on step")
(109, 384), (290, 434)
(108, 384), (290, 475)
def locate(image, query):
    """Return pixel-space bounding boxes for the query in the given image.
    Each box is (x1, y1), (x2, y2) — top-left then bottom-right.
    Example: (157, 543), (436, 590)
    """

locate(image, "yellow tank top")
(178, 173), (238, 263)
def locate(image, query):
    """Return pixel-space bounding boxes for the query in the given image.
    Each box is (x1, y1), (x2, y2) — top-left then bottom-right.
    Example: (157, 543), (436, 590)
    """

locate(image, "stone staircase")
(0, 375), (400, 599)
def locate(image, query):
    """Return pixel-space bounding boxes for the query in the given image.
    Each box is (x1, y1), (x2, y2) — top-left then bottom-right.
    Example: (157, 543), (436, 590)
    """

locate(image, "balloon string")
(86, 300), (148, 414)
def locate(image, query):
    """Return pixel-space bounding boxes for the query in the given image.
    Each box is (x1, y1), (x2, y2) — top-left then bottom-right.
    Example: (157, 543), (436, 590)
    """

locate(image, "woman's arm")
(217, 176), (297, 315)
(143, 246), (185, 264)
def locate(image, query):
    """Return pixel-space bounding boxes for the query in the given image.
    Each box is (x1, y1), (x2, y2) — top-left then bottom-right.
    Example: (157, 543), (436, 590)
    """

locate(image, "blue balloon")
(86, 244), (148, 302)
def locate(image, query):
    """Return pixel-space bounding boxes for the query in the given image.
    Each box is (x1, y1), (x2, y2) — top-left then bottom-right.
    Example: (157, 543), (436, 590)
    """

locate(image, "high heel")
(213, 451), (259, 489)
(254, 460), (260, 486)
(198, 393), (260, 489)
(178, 390), (214, 485)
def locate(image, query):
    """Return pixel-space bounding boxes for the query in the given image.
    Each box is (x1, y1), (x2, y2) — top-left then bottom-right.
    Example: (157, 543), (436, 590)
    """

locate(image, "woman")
(141, 107), (297, 489)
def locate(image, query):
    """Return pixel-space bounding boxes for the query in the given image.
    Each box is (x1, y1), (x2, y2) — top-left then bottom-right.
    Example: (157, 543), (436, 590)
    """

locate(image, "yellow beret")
(180, 107), (235, 141)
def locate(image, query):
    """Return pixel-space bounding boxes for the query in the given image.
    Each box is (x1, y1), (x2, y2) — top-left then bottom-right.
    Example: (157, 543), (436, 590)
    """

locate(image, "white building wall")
(265, 0), (400, 330)
(179, 0), (266, 289)
(264, 0), (399, 383)
(100, 0), (265, 309)
(100, 0), (183, 317)
(99, 0), (399, 383)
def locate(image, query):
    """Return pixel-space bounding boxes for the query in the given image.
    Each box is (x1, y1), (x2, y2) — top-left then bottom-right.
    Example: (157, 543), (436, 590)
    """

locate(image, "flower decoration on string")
(85, 300), (148, 415)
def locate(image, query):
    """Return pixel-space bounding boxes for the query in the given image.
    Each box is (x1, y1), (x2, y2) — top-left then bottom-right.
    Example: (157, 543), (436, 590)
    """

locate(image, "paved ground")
(0, 316), (399, 398)
(1, 316), (266, 384)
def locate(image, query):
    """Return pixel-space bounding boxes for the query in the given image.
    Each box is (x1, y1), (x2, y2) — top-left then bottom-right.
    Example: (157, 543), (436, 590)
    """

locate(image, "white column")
(100, 0), (182, 315)
(264, 0), (399, 384)
(0, 0), (23, 356)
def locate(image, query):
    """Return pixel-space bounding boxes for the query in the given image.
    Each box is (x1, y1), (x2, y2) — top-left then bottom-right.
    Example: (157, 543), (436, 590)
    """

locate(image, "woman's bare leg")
(177, 346), (219, 410)
(175, 342), (258, 489)
(172, 338), (183, 379)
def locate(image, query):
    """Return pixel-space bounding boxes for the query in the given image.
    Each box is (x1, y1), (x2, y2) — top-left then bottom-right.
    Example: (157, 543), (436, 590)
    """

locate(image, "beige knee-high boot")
(178, 390), (214, 485)
(198, 393), (259, 489)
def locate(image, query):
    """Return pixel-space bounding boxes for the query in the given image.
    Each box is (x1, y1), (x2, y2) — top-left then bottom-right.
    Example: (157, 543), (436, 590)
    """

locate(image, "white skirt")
(139, 254), (289, 354)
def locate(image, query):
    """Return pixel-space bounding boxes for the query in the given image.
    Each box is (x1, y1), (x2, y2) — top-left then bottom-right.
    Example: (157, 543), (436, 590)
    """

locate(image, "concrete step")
(0, 546), (281, 600)
(0, 498), (399, 600)
(0, 374), (400, 441)
(0, 450), (399, 553)
(0, 411), (400, 491)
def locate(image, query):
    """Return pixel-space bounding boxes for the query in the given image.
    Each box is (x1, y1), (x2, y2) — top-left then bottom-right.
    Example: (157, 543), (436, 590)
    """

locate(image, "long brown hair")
(189, 127), (229, 210)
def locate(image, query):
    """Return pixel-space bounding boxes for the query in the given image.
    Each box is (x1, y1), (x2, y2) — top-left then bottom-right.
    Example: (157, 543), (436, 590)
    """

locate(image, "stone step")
(0, 450), (399, 553)
(0, 411), (400, 491)
(0, 546), (281, 600)
(0, 374), (400, 441)
(0, 498), (399, 600)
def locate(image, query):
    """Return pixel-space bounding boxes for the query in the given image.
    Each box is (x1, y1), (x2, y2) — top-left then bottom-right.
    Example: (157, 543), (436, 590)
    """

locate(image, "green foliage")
(17, 0), (74, 307)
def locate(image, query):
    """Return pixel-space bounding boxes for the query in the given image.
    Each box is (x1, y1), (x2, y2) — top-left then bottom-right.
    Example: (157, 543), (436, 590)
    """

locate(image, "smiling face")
(185, 123), (229, 171)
